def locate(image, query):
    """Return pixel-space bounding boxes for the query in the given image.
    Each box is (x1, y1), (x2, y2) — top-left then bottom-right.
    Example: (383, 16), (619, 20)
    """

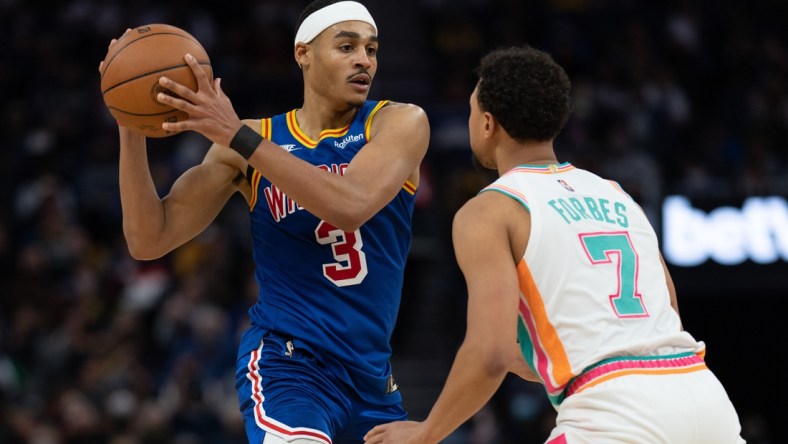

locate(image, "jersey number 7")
(579, 231), (648, 318)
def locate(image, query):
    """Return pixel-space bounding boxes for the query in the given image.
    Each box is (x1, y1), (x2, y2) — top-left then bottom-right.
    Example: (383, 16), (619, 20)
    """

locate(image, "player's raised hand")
(156, 54), (242, 147)
(98, 28), (131, 73)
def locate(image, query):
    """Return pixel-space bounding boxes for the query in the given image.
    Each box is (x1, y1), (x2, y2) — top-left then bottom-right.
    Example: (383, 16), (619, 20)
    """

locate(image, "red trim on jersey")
(547, 433), (568, 444)
(565, 353), (707, 398)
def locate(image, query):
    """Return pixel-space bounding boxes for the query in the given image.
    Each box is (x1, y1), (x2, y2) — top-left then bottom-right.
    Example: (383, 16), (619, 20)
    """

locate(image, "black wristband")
(229, 125), (263, 159)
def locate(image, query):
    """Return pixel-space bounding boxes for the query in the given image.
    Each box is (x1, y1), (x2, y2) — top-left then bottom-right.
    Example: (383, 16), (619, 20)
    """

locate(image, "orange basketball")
(99, 24), (213, 138)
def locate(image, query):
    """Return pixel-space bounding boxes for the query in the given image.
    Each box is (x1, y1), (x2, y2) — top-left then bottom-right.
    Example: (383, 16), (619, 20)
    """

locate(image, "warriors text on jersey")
(243, 100), (416, 406)
(482, 163), (706, 408)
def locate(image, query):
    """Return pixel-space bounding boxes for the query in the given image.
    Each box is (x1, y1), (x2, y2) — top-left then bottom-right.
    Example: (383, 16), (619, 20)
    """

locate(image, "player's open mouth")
(349, 73), (371, 87)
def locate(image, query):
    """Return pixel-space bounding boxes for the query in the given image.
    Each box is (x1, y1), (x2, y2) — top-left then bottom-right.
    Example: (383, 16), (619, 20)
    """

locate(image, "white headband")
(294, 1), (377, 46)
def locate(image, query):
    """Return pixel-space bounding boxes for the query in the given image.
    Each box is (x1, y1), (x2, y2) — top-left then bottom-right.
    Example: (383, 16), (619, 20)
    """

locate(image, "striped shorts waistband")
(564, 352), (707, 399)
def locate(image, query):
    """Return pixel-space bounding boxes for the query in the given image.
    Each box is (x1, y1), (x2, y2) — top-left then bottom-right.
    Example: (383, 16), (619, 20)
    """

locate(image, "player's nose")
(353, 49), (373, 68)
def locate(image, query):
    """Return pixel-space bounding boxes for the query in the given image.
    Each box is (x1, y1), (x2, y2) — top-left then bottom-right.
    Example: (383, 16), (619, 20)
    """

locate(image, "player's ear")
(294, 43), (310, 69)
(483, 112), (497, 139)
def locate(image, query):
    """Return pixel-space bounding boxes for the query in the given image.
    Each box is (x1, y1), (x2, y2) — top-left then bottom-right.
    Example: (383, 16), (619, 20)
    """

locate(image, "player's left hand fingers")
(156, 90), (196, 115)
(98, 33), (126, 73)
(99, 39), (118, 72)
(214, 77), (225, 97)
(158, 76), (199, 105)
(160, 119), (191, 133)
(184, 53), (214, 92)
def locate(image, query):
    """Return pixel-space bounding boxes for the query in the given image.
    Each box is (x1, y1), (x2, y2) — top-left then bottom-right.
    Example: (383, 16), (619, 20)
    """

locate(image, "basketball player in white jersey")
(364, 46), (745, 444)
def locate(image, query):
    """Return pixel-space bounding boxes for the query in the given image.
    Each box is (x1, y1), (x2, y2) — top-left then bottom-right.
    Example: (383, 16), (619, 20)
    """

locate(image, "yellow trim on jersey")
(365, 101), (413, 194)
(261, 117), (272, 139)
(286, 109), (351, 148)
(249, 169), (262, 212)
(248, 118), (272, 212)
(402, 180), (416, 195)
(249, 106), (402, 209)
(364, 100), (389, 140)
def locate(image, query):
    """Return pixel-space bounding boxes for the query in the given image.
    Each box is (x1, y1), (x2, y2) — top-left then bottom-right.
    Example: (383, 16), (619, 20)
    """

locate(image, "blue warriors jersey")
(245, 100), (416, 406)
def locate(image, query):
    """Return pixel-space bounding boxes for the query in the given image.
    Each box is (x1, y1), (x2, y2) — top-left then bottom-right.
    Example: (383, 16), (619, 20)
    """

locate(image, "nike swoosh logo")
(280, 144), (301, 153)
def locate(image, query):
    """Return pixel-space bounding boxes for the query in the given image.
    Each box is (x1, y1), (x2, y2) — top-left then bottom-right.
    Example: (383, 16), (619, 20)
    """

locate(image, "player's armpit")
(508, 344), (541, 382)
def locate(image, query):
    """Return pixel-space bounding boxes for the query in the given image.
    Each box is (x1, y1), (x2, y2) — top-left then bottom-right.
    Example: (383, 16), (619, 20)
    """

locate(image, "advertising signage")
(663, 195), (788, 266)
(661, 195), (788, 296)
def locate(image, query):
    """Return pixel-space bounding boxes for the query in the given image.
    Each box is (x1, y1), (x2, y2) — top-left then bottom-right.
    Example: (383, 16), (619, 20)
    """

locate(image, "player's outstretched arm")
(119, 126), (249, 260)
(157, 54), (429, 232)
(100, 34), (251, 260)
(365, 193), (522, 444)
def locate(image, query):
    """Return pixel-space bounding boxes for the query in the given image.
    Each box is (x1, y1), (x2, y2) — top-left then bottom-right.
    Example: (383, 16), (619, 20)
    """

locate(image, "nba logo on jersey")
(557, 179), (575, 192)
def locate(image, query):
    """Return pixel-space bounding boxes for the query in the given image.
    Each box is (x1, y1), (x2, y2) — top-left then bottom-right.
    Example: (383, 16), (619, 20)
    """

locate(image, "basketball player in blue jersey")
(108, 1), (428, 443)
(364, 47), (745, 444)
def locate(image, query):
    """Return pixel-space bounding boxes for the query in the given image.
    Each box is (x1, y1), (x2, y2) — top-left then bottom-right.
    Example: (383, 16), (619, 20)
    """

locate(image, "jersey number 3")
(579, 231), (648, 318)
(315, 221), (368, 287)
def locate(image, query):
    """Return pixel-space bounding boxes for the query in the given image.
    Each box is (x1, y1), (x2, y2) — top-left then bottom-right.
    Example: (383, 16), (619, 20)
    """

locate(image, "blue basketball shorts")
(235, 328), (407, 444)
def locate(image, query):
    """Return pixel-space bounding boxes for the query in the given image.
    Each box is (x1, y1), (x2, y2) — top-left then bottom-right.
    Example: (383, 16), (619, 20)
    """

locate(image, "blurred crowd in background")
(1, 0), (785, 442)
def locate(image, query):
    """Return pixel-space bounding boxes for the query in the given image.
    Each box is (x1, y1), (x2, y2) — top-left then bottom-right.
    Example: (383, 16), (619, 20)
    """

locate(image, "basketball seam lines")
(105, 106), (187, 117)
(100, 61), (211, 96)
(100, 30), (206, 83)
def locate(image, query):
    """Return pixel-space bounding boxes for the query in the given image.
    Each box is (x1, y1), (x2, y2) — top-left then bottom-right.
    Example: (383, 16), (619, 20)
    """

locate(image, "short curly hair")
(475, 46), (572, 142)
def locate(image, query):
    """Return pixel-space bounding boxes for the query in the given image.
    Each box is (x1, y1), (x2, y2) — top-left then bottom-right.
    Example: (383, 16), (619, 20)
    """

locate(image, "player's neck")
(496, 139), (558, 175)
(295, 105), (359, 140)
(297, 96), (361, 140)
